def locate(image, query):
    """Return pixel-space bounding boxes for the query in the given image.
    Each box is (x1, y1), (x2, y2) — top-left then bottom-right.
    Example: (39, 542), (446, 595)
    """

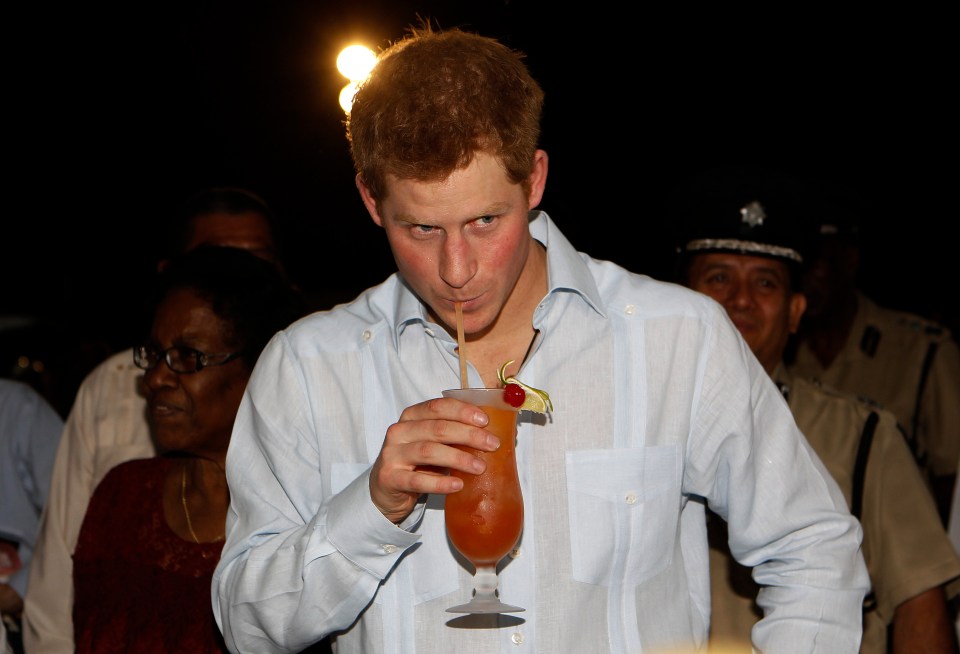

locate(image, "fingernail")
(487, 436), (500, 450)
(471, 458), (485, 473)
(473, 411), (488, 426)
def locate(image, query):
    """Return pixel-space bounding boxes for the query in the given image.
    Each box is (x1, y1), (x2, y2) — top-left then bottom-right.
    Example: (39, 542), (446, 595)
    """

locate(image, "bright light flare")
(339, 81), (362, 114)
(337, 44), (377, 81)
(337, 44), (376, 113)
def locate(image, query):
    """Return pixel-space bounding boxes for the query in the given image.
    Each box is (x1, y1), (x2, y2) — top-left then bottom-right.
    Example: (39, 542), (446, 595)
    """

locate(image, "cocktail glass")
(442, 388), (524, 614)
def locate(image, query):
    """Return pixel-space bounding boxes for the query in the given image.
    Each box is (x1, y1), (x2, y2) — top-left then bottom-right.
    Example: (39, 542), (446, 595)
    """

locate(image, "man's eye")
(414, 224), (436, 234)
(476, 215), (495, 225)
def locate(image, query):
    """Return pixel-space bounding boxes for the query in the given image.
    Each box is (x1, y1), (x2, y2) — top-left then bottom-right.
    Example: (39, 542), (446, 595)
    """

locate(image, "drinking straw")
(455, 301), (468, 389)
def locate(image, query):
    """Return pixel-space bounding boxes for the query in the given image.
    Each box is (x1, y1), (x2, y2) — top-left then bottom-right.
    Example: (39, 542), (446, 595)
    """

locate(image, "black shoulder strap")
(851, 411), (879, 520)
(851, 410), (880, 614)
(909, 340), (939, 449)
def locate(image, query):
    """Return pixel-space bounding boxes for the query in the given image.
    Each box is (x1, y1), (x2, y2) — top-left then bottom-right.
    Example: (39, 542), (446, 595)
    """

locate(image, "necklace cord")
(181, 465), (201, 543)
(181, 464), (224, 543)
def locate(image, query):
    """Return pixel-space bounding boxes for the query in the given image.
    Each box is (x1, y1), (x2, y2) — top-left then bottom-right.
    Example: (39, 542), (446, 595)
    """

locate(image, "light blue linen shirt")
(213, 211), (869, 654)
(0, 378), (64, 598)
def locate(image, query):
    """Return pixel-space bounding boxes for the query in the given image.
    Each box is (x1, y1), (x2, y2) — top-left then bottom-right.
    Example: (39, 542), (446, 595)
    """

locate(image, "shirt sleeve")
(213, 332), (422, 654)
(689, 316), (870, 652)
(864, 410), (960, 620)
(0, 382), (63, 599)
(921, 333), (960, 479)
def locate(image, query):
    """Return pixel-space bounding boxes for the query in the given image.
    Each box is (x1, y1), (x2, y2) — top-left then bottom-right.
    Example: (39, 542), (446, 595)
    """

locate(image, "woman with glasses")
(71, 245), (305, 653)
(23, 187), (293, 654)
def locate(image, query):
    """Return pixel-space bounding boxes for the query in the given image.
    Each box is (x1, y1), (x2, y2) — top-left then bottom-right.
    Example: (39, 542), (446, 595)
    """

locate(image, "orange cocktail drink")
(443, 388), (523, 566)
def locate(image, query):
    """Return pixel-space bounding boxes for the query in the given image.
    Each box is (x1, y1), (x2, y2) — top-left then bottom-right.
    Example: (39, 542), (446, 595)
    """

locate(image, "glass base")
(446, 597), (525, 614)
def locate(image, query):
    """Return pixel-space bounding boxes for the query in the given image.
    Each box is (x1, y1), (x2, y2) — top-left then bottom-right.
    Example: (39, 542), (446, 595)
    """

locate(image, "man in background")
(672, 166), (960, 652)
(785, 185), (960, 523)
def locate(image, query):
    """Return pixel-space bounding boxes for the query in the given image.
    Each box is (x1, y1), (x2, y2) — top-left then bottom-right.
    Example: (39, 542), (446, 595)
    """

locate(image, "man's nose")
(439, 234), (477, 289)
(727, 281), (754, 309)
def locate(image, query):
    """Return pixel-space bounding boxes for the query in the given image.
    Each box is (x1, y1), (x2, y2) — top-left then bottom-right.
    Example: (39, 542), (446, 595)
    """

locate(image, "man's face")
(687, 252), (806, 373)
(187, 211), (278, 264)
(801, 236), (859, 322)
(360, 151), (544, 337)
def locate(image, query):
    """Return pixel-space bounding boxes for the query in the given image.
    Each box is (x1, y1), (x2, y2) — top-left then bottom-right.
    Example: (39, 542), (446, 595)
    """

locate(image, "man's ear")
(789, 292), (808, 334)
(526, 150), (549, 210)
(356, 174), (384, 228)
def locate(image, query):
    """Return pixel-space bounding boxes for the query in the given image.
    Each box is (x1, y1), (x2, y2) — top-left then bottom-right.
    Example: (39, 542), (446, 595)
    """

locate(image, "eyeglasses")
(133, 344), (245, 374)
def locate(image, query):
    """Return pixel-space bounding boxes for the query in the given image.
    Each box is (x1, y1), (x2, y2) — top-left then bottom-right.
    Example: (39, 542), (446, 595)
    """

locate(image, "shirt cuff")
(325, 468), (424, 579)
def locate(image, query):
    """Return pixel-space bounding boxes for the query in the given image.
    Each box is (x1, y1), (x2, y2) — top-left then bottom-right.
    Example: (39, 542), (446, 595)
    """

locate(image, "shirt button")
(625, 492), (638, 505)
(362, 330), (372, 342)
(380, 544), (398, 554)
(509, 547), (522, 559)
(511, 632), (524, 645)
(424, 327), (435, 337)
(624, 304), (636, 315)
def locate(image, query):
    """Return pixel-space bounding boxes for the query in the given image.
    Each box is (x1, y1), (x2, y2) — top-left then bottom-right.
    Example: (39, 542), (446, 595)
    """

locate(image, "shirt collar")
(530, 210), (606, 319)
(390, 210), (606, 348)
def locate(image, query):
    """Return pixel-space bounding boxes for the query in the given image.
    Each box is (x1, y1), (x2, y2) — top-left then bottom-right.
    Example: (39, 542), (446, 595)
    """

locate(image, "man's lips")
(448, 294), (479, 307)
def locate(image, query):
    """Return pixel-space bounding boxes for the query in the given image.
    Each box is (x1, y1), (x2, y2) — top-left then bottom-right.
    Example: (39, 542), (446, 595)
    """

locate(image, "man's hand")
(369, 396), (501, 523)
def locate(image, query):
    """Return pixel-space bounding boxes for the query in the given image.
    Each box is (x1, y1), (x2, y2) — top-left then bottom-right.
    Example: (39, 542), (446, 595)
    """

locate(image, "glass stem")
(474, 565), (499, 600)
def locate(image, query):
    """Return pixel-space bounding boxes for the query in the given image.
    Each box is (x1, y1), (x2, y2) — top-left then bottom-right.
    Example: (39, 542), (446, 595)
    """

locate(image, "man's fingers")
(370, 396), (505, 522)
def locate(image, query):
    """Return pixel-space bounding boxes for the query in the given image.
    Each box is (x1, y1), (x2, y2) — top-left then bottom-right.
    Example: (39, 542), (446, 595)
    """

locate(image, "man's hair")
(346, 25), (544, 201)
(161, 186), (279, 260)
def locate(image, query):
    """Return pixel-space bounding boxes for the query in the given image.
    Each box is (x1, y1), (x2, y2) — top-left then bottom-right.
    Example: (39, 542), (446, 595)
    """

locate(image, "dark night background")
(3, 2), (955, 416)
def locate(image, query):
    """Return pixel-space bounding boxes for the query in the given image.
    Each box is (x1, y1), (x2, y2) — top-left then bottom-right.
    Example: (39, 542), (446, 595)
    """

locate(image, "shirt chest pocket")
(565, 446), (681, 587)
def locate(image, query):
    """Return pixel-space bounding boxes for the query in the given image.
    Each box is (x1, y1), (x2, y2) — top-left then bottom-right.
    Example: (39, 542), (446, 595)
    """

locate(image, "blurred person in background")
(0, 379), (64, 654)
(671, 166), (960, 653)
(71, 245), (306, 652)
(784, 185), (960, 524)
(22, 186), (295, 653)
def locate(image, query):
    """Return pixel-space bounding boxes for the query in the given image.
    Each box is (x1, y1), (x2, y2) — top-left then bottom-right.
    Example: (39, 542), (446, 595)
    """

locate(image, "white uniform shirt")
(949, 452), (960, 643)
(214, 211), (869, 654)
(22, 350), (154, 653)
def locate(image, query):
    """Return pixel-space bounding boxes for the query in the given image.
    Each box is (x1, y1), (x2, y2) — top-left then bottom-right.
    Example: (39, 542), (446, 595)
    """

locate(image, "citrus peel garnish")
(497, 360), (553, 413)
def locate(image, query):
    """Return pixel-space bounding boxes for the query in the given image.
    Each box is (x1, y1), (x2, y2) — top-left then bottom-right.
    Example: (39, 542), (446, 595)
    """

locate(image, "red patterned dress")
(73, 456), (227, 653)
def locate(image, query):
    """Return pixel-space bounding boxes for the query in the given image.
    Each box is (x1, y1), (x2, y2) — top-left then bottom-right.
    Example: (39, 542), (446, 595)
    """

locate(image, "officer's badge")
(740, 201), (765, 228)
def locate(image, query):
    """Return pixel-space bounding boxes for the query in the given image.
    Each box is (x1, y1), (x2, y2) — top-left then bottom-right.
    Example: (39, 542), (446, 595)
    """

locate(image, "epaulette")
(818, 380), (883, 410)
(894, 315), (946, 338)
(853, 393), (885, 411)
(859, 325), (880, 357)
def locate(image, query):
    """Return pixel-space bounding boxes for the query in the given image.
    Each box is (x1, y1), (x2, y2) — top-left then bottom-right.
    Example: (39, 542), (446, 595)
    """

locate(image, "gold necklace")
(180, 464), (224, 544)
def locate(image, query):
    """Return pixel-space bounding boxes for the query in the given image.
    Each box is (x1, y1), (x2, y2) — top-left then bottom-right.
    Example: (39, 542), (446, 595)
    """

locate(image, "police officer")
(785, 189), (960, 524)
(669, 166), (960, 653)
